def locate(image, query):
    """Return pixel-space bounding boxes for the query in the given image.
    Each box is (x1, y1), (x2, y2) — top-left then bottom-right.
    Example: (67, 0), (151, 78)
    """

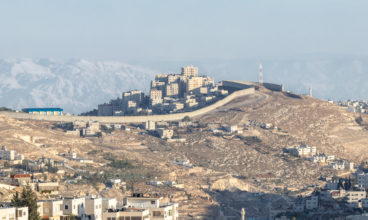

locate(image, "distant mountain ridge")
(0, 58), (157, 114)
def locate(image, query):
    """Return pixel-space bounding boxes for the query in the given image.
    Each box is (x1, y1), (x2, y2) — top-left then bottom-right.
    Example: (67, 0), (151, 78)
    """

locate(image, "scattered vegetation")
(109, 159), (134, 169)
(11, 185), (40, 220)
(101, 125), (114, 134)
(0, 106), (15, 112)
(356, 116), (363, 126)
(87, 149), (103, 155)
(240, 136), (262, 144)
(79, 109), (98, 116)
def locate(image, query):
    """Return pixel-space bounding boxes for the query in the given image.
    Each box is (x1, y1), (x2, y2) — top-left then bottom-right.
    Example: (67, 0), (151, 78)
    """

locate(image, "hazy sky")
(1, 0), (367, 61)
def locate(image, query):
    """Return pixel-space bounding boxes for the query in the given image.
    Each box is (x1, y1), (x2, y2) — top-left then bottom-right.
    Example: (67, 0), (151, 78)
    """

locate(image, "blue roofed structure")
(22, 108), (63, 116)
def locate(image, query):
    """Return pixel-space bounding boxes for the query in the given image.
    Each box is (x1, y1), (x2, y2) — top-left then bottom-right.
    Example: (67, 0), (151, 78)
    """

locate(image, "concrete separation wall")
(222, 80), (255, 90)
(222, 80), (283, 92)
(263, 83), (284, 92)
(0, 87), (255, 123)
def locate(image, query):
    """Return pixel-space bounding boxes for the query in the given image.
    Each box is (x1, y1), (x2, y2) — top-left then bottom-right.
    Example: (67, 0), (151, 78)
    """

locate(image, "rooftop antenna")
(259, 62), (263, 86)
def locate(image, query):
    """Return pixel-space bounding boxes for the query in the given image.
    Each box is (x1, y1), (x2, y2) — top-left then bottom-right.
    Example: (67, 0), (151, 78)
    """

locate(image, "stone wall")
(0, 87), (255, 123)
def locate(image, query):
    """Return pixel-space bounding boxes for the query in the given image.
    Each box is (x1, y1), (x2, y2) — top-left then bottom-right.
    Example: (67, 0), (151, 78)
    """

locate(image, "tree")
(11, 185), (40, 220)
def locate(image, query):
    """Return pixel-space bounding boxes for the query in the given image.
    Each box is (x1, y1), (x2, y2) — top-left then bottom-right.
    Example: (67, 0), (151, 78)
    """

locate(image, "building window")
(151, 200), (155, 204)
(65, 205), (69, 210)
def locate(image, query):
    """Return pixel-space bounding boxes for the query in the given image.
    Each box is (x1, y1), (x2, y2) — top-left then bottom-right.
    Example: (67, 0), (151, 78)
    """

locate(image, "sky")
(1, 0), (367, 61)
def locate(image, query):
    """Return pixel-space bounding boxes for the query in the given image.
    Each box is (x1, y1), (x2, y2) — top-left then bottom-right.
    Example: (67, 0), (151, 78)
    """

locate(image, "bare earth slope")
(199, 88), (368, 162)
(0, 88), (367, 218)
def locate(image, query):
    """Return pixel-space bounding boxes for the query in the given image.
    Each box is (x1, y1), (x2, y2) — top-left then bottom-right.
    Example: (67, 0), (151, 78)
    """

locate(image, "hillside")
(0, 88), (367, 218)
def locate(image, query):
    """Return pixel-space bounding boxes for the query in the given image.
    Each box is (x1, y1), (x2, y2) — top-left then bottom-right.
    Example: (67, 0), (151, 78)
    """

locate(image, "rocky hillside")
(1, 88), (368, 218)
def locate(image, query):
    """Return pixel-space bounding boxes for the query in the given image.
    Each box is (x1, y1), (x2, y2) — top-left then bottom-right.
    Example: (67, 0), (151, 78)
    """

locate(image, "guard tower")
(259, 62), (263, 86)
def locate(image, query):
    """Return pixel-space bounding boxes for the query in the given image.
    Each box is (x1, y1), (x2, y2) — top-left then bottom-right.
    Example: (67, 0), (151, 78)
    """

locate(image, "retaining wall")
(0, 87), (255, 123)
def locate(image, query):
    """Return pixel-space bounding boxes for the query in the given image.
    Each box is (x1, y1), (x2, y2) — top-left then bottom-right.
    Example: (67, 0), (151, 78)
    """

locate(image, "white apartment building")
(103, 208), (150, 220)
(151, 81), (166, 91)
(0, 207), (28, 220)
(165, 83), (179, 97)
(62, 197), (86, 218)
(0, 146), (23, 161)
(289, 145), (317, 157)
(144, 121), (156, 131)
(150, 89), (163, 100)
(181, 65), (198, 78)
(124, 195), (178, 220)
(346, 191), (366, 204)
(185, 77), (203, 92)
(123, 90), (144, 107)
(0, 146), (15, 160)
(85, 196), (102, 220)
(329, 161), (355, 171)
(157, 129), (174, 139)
(311, 154), (335, 163)
(38, 199), (64, 220)
(224, 125), (239, 134)
(102, 198), (117, 212)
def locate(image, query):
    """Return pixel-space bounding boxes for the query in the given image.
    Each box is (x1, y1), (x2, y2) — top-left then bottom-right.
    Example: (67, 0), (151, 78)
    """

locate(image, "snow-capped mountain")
(0, 58), (157, 114)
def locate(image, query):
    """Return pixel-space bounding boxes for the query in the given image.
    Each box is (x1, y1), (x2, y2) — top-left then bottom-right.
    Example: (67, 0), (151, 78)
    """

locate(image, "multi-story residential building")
(311, 154), (335, 163)
(95, 65), (219, 116)
(357, 172), (368, 189)
(181, 65), (198, 78)
(85, 196), (102, 220)
(289, 144), (317, 157)
(37, 182), (59, 193)
(123, 195), (178, 220)
(102, 208), (150, 220)
(38, 199), (64, 220)
(157, 129), (174, 139)
(0, 146), (24, 161)
(0, 146), (15, 160)
(11, 174), (32, 187)
(167, 75), (181, 84)
(150, 89), (163, 101)
(98, 103), (113, 116)
(360, 198), (368, 208)
(0, 207), (28, 220)
(88, 121), (101, 132)
(165, 83), (179, 97)
(305, 196), (318, 209)
(151, 81), (166, 92)
(346, 190), (366, 204)
(62, 197), (86, 219)
(329, 160), (355, 171)
(101, 198), (117, 212)
(123, 90), (144, 108)
(185, 77), (204, 92)
(155, 74), (169, 83)
(144, 121), (156, 131)
(224, 125), (239, 134)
